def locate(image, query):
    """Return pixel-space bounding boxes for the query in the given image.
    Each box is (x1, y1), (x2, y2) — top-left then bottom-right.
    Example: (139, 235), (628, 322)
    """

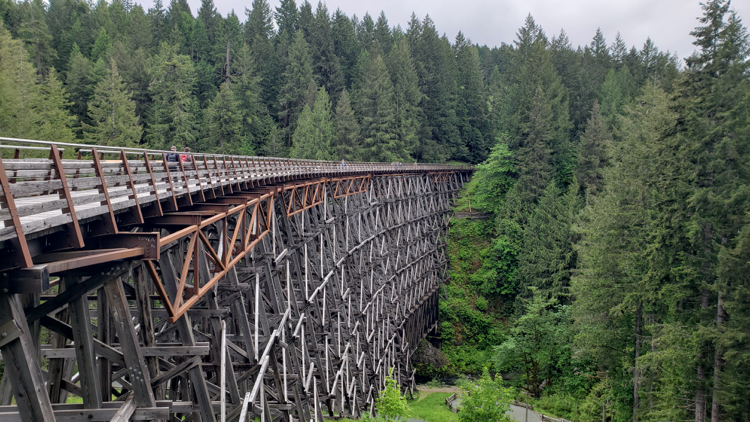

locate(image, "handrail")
(0, 136), (472, 273)
(0, 136), (474, 171)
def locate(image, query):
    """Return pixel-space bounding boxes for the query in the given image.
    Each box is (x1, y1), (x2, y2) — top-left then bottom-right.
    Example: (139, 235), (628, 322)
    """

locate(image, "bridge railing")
(0, 136), (472, 270)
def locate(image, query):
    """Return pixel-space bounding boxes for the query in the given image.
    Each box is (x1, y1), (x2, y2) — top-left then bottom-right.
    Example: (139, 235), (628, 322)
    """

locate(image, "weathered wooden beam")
(103, 275), (156, 406)
(0, 266), (49, 295)
(64, 275), (102, 409)
(0, 293), (55, 422)
(25, 264), (130, 324)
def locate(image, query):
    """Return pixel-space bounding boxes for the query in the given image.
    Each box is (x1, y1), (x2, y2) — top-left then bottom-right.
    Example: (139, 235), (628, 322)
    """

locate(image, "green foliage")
(278, 30), (313, 138)
(0, 23), (75, 142)
(575, 100), (610, 197)
(407, 392), (459, 422)
(375, 368), (408, 421)
(457, 368), (514, 422)
(90, 28), (111, 62)
(146, 42), (197, 150)
(440, 218), (506, 375)
(515, 181), (578, 298)
(203, 81), (246, 154)
(355, 53), (406, 162)
(333, 88), (361, 160)
(291, 86), (334, 159)
(84, 59), (142, 147)
(471, 140), (515, 213)
(494, 288), (572, 397)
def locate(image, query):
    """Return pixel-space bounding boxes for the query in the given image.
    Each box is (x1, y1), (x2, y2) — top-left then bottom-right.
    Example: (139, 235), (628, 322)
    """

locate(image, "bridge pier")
(0, 145), (470, 422)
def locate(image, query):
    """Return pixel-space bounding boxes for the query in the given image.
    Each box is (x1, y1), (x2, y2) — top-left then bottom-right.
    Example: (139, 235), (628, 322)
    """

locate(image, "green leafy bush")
(457, 368), (514, 422)
(375, 368), (408, 421)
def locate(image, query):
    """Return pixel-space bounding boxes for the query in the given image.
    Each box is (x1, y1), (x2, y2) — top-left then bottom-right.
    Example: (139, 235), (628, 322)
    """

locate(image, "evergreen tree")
(507, 15), (571, 185)
(514, 87), (555, 204)
(332, 88), (360, 160)
(307, 2), (344, 101)
(244, 0), (277, 110)
(576, 100), (611, 197)
(90, 27), (111, 62)
(277, 30), (313, 140)
(274, 0), (298, 40)
(244, 0), (273, 45)
(148, 0), (168, 48)
(597, 68), (624, 134)
(678, 3), (750, 420)
(204, 82), (245, 154)
(233, 42), (274, 154)
(331, 8), (359, 88)
(574, 84), (687, 422)
(495, 287), (572, 396)
(128, 5), (152, 51)
(197, 0), (219, 49)
(410, 15), (460, 162)
(611, 32), (628, 67)
(84, 60), (141, 146)
(17, 0), (55, 78)
(356, 13), (375, 53)
(374, 11), (391, 55)
(146, 42), (197, 149)
(35, 69), (77, 143)
(291, 86), (333, 160)
(0, 23), (75, 142)
(454, 32), (489, 163)
(386, 37), (421, 159)
(355, 53), (404, 162)
(66, 43), (95, 131)
(472, 139), (515, 213)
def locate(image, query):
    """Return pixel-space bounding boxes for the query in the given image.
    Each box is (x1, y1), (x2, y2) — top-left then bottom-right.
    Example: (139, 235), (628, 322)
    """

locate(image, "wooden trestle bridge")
(0, 137), (471, 422)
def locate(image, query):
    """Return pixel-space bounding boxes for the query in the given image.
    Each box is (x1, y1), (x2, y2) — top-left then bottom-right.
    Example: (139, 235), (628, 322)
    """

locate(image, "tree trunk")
(710, 292), (724, 422)
(696, 222), (712, 422)
(633, 302), (642, 422)
(695, 290), (708, 422)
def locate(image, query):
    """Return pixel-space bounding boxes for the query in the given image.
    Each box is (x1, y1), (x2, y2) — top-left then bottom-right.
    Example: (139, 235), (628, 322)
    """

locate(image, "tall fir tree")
(355, 53), (404, 162)
(386, 37), (421, 160)
(83, 59), (142, 146)
(0, 23), (75, 142)
(277, 30), (314, 141)
(291, 86), (333, 159)
(679, 3), (750, 420)
(575, 100), (611, 197)
(332, 88), (360, 160)
(146, 42), (198, 149)
(204, 81), (246, 154)
(66, 43), (95, 132)
(233, 42), (274, 154)
(454, 32), (489, 163)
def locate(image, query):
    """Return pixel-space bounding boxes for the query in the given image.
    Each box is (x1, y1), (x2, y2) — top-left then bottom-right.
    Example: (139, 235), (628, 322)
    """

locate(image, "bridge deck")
(0, 138), (468, 271)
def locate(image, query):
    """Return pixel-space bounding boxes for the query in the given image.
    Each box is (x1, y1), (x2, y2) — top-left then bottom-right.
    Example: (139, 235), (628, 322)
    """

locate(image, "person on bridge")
(181, 147), (193, 163)
(341, 159), (346, 169)
(167, 146), (179, 168)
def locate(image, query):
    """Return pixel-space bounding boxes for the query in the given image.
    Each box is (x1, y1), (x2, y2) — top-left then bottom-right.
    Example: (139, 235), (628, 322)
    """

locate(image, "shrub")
(376, 368), (408, 421)
(457, 368), (514, 422)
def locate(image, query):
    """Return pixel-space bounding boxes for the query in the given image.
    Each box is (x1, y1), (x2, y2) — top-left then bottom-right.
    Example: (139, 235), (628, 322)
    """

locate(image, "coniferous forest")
(0, 0), (748, 420)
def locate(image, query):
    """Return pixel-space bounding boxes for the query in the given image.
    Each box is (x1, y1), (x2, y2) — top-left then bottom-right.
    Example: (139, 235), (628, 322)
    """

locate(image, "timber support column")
(0, 293), (55, 421)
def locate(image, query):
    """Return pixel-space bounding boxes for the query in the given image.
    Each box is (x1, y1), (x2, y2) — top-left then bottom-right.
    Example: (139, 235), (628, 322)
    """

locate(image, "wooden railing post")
(0, 154), (32, 268)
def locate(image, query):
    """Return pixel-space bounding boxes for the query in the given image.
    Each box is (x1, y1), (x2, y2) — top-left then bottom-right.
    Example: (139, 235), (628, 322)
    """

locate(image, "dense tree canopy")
(0, 1), (748, 420)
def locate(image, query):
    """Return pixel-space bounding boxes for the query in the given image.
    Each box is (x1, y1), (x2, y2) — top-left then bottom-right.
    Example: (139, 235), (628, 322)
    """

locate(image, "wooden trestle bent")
(0, 139), (472, 422)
